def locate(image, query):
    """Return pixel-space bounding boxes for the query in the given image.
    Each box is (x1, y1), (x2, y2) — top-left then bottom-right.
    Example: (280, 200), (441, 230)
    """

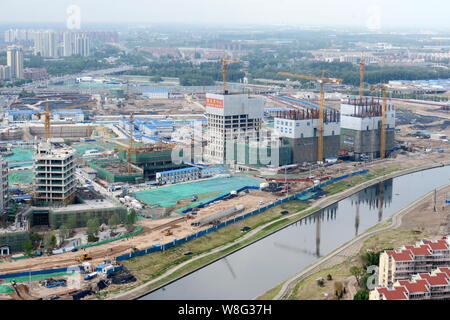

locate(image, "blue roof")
(142, 136), (159, 141)
(7, 110), (42, 115)
(144, 89), (169, 93)
(265, 107), (293, 112)
(152, 120), (173, 126)
(143, 123), (157, 130)
(158, 167), (200, 175)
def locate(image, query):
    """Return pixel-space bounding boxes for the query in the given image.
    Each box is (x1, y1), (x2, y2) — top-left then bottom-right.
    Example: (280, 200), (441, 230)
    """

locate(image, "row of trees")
(22, 210), (138, 254)
(351, 249), (390, 300)
(119, 60), (245, 86)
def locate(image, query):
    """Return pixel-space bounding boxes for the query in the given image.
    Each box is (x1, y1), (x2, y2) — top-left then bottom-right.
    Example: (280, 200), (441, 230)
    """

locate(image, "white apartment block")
(274, 118), (340, 139)
(34, 143), (76, 205)
(205, 93), (264, 164)
(7, 46), (24, 79)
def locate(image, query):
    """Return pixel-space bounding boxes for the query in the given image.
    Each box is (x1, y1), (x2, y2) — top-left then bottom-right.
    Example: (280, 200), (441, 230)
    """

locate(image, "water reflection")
(141, 167), (449, 300)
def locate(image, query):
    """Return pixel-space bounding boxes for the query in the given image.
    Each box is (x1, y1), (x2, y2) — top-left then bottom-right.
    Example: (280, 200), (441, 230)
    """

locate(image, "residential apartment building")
(6, 46), (24, 79)
(378, 236), (450, 287)
(370, 267), (450, 300)
(33, 143), (76, 205)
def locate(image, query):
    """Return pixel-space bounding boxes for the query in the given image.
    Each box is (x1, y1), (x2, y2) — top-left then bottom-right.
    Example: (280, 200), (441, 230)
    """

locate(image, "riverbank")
(266, 182), (450, 300)
(104, 159), (450, 300)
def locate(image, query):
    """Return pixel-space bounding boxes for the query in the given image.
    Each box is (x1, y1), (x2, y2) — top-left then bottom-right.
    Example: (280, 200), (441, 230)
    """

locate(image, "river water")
(140, 166), (450, 300)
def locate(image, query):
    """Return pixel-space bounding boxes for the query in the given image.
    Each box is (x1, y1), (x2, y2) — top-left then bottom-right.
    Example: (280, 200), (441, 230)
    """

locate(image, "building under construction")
(89, 158), (144, 183)
(273, 108), (341, 164)
(340, 97), (396, 160)
(118, 144), (187, 180)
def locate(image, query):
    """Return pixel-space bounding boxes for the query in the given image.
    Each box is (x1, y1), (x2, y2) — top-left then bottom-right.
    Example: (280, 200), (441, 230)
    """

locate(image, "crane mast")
(221, 58), (239, 95)
(36, 101), (93, 142)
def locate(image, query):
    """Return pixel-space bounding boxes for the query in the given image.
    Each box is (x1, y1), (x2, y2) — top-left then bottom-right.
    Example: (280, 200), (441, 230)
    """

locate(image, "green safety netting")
(4, 148), (34, 167)
(3, 271), (79, 284)
(0, 285), (14, 293)
(8, 170), (34, 185)
(134, 176), (263, 208)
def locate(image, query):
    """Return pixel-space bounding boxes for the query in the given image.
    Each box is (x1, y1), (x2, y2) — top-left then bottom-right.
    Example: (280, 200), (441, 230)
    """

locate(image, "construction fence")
(116, 169), (369, 262)
(0, 169), (369, 279)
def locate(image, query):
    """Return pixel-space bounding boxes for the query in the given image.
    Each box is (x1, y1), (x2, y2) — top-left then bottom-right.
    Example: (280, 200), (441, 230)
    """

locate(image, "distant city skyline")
(1, 0), (450, 31)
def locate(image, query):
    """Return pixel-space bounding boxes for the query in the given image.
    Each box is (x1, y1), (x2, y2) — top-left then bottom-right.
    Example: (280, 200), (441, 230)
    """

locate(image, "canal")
(140, 165), (450, 300)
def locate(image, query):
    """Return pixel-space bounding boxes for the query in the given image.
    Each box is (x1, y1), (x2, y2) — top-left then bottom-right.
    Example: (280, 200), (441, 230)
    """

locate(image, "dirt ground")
(2, 95), (450, 284)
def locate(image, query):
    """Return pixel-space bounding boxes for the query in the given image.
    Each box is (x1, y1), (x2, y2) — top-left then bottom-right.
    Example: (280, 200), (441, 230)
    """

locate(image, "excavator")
(78, 253), (92, 262)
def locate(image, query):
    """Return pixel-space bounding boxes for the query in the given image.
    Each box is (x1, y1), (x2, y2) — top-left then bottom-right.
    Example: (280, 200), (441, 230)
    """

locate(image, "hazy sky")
(1, 0), (449, 30)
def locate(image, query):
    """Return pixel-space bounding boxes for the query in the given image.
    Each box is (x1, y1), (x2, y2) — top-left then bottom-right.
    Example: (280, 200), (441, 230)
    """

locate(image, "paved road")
(273, 182), (450, 300)
(109, 161), (449, 300)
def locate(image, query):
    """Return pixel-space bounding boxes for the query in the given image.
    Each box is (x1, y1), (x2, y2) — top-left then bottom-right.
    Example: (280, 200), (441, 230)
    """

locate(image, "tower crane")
(370, 84), (390, 159)
(220, 57), (239, 95)
(277, 71), (343, 162)
(35, 100), (93, 141)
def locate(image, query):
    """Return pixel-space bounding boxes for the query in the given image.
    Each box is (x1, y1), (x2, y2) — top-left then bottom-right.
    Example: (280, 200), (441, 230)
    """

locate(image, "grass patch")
(284, 228), (428, 300)
(101, 165), (408, 299)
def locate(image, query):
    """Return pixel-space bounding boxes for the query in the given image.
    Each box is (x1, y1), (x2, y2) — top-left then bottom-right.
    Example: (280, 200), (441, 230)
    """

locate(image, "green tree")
(354, 289), (370, 300)
(60, 224), (71, 242)
(108, 213), (121, 228)
(45, 233), (57, 252)
(23, 239), (33, 256)
(86, 217), (101, 237)
(127, 209), (137, 225)
(350, 266), (366, 286)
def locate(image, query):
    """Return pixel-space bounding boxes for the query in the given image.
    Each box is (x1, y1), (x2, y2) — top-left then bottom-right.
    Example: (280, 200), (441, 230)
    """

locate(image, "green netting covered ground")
(71, 141), (118, 157)
(0, 284), (14, 293)
(3, 271), (79, 283)
(4, 148), (34, 167)
(8, 170), (34, 185)
(134, 176), (263, 209)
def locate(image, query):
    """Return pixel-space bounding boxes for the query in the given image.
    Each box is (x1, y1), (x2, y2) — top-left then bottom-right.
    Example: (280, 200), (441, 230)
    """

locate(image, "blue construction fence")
(0, 169), (369, 277)
(115, 169), (369, 262)
(0, 266), (82, 280)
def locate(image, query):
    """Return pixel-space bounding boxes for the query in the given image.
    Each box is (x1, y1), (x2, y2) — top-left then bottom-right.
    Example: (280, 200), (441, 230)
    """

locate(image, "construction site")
(0, 55), (450, 300)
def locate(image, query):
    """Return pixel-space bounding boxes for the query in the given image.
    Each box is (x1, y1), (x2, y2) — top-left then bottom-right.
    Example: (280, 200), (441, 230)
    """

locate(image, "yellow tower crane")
(35, 101), (93, 141)
(220, 57), (239, 94)
(277, 72), (343, 162)
(370, 84), (390, 159)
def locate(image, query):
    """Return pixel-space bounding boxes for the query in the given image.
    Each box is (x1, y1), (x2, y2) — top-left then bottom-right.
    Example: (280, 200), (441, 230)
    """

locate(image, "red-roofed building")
(379, 236), (450, 287)
(370, 267), (450, 300)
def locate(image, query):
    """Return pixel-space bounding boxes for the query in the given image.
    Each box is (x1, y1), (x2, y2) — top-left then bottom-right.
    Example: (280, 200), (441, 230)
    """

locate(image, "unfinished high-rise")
(33, 142), (76, 205)
(340, 97), (396, 160)
(274, 108), (341, 164)
(205, 93), (264, 164)
(0, 156), (8, 213)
